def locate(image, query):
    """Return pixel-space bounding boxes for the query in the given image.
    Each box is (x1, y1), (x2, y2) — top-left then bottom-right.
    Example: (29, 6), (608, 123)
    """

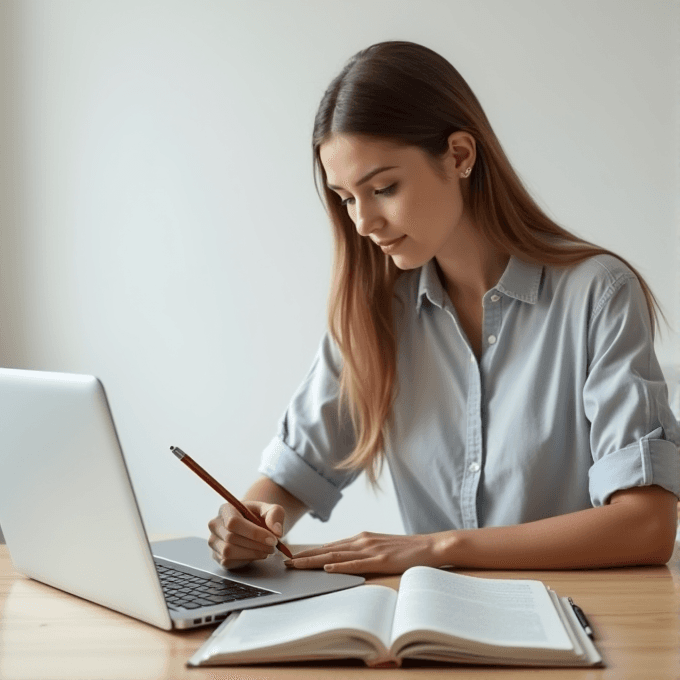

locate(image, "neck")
(435, 217), (510, 303)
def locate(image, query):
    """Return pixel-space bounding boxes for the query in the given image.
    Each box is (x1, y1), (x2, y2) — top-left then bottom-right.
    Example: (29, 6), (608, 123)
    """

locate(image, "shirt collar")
(416, 256), (543, 313)
(495, 257), (543, 303)
(416, 258), (446, 312)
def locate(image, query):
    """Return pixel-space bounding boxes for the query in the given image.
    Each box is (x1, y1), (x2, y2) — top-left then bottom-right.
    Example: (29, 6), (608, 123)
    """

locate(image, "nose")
(353, 199), (382, 238)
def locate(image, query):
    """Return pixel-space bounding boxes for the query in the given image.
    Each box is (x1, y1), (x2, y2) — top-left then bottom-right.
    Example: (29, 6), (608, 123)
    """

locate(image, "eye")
(337, 183), (397, 208)
(375, 183), (397, 197)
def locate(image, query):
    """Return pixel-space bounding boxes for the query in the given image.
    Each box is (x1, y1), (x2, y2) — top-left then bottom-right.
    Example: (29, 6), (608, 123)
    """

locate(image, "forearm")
(243, 476), (309, 536)
(439, 495), (676, 570)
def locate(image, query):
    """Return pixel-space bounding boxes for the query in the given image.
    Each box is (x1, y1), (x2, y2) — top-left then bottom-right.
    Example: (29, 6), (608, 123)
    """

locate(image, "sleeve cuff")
(258, 436), (345, 522)
(588, 427), (680, 506)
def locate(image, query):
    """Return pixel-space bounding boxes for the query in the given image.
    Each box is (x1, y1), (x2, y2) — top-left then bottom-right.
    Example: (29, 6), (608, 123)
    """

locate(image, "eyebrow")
(326, 165), (398, 191)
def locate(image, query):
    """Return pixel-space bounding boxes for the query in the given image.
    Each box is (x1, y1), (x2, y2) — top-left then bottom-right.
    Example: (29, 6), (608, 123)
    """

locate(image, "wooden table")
(1, 541), (679, 679)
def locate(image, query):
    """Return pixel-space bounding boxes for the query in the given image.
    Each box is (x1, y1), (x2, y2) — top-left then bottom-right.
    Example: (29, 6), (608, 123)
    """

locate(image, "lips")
(377, 235), (407, 254)
(374, 236), (403, 247)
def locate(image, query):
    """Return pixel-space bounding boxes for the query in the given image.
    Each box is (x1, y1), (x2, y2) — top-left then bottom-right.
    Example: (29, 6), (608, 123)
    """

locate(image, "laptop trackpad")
(150, 536), (364, 599)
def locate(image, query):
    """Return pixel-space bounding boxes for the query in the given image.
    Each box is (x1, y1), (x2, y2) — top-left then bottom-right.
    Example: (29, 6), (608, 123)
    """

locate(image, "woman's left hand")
(284, 531), (452, 574)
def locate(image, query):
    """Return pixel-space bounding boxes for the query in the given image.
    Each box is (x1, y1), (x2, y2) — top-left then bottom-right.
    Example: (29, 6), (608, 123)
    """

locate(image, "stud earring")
(461, 167), (472, 178)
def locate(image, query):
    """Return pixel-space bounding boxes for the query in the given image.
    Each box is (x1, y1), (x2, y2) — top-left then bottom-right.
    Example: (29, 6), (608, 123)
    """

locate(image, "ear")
(445, 131), (476, 176)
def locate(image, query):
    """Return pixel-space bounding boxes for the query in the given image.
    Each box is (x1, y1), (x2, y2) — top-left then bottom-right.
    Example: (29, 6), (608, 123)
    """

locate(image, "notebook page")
(205, 585), (397, 656)
(391, 567), (573, 650)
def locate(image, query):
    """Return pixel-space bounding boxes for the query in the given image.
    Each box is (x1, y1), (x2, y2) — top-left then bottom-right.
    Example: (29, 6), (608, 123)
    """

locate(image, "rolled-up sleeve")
(258, 332), (358, 521)
(584, 273), (680, 506)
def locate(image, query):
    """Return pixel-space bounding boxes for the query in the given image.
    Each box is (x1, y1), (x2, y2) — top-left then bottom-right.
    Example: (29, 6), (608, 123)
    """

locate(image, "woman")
(208, 41), (679, 574)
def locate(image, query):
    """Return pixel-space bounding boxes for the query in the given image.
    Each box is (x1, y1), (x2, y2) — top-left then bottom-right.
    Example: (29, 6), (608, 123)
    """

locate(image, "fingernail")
(273, 522), (283, 536)
(284, 560), (294, 567)
(265, 536), (276, 546)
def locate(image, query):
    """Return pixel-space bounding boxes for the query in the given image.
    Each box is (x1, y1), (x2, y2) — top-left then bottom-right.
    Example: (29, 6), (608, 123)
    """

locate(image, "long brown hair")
(312, 41), (664, 485)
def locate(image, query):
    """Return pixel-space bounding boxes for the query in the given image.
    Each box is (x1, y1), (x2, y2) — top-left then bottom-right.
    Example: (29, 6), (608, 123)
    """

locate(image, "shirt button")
(469, 462), (480, 473)
(490, 294), (500, 302)
(488, 335), (497, 345)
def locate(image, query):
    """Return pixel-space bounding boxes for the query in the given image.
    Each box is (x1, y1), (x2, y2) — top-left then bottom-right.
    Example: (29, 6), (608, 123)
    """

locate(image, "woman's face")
(319, 133), (474, 270)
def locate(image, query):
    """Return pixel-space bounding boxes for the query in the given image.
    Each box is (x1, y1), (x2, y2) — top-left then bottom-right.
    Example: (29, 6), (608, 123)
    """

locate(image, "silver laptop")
(0, 368), (364, 630)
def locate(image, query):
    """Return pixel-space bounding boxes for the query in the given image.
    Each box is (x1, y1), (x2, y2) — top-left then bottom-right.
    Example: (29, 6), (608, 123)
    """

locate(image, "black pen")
(568, 597), (594, 639)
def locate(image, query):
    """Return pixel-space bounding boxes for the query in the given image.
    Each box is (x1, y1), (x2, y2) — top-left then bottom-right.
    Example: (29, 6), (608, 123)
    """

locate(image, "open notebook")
(189, 566), (602, 668)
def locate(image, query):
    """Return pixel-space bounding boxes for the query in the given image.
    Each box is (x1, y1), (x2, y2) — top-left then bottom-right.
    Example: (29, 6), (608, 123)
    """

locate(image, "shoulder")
(544, 253), (640, 314)
(549, 253), (635, 287)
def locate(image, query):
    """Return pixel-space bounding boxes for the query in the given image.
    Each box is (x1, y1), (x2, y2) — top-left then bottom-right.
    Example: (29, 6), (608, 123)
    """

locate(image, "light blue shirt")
(259, 255), (680, 533)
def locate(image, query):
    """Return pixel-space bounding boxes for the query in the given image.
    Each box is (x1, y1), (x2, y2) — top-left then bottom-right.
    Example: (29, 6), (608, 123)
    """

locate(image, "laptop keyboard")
(155, 561), (272, 611)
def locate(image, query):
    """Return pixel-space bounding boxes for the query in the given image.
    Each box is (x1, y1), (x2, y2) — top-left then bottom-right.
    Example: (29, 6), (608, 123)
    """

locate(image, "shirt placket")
(462, 354), (482, 529)
(461, 291), (503, 529)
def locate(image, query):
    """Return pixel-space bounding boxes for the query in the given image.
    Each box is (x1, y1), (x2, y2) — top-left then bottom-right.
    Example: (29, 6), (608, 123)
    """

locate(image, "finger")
(211, 547), (271, 568)
(211, 547), (270, 568)
(285, 551), (366, 570)
(289, 546), (332, 559)
(218, 509), (277, 545)
(259, 504), (285, 537)
(228, 531), (276, 554)
(210, 527), (276, 556)
(210, 534), (271, 560)
(212, 547), (244, 568)
(323, 558), (378, 574)
(209, 537), (272, 564)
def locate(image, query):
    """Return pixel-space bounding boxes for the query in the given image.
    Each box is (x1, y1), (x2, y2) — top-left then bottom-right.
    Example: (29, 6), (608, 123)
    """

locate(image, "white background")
(0, 0), (678, 545)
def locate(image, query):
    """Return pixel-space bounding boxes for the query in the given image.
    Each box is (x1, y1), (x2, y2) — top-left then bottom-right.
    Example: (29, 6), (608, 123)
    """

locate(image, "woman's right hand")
(207, 500), (286, 570)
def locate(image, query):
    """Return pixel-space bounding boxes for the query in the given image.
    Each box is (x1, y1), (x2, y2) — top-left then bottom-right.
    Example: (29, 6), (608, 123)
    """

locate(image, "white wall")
(1, 0), (678, 545)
